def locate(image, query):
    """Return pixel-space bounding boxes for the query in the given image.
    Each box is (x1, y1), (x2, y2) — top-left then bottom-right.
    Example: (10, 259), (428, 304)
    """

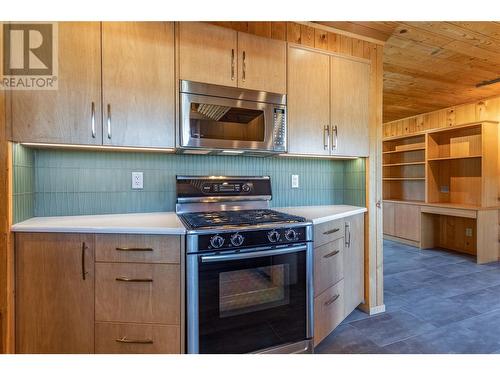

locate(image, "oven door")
(180, 92), (282, 152)
(187, 244), (313, 354)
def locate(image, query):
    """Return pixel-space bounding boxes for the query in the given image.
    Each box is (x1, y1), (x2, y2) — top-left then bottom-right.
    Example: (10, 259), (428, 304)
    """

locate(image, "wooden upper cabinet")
(288, 47), (330, 156)
(15, 233), (95, 353)
(237, 32), (286, 94)
(179, 22), (238, 87)
(102, 22), (175, 148)
(330, 56), (371, 157)
(11, 22), (102, 145)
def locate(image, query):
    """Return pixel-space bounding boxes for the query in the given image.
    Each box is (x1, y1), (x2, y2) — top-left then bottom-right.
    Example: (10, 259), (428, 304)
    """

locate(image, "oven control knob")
(230, 233), (244, 247)
(242, 183), (251, 193)
(210, 235), (225, 249)
(267, 230), (281, 243)
(285, 229), (299, 241)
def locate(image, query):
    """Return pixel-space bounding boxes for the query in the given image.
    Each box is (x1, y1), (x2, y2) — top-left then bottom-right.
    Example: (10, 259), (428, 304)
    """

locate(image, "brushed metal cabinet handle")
(345, 222), (351, 248)
(242, 50), (246, 81)
(91, 102), (96, 138)
(115, 247), (154, 252)
(81, 242), (88, 280)
(323, 228), (340, 235)
(231, 49), (235, 80)
(323, 249), (340, 259)
(331, 125), (338, 151)
(107, 104), (112, 139)
(115, 277), (153, 283)
(325, 294), (340, 306)
(116, 337), (154, 344)
(323, 125), (330, 150)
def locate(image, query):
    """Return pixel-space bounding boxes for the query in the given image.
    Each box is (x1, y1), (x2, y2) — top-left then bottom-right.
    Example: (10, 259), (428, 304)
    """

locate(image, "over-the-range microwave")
(179, 80), (287, 155)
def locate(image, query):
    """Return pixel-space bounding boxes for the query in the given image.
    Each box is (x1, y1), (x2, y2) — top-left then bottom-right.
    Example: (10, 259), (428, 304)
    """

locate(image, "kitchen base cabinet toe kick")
(15, 232), (183, 354)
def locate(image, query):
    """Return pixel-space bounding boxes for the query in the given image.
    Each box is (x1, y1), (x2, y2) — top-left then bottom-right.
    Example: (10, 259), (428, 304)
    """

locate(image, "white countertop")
(11, 212), (186, 235)
(11, 205), (367, 234)
(277, 205), (367, 225)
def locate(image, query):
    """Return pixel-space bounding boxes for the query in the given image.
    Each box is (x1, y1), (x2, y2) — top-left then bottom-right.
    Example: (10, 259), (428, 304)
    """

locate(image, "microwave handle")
(200, 244), (308, 263)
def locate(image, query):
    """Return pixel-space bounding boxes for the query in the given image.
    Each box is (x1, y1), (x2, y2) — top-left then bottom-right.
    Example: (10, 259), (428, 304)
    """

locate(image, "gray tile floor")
(315, 240), (500, 354)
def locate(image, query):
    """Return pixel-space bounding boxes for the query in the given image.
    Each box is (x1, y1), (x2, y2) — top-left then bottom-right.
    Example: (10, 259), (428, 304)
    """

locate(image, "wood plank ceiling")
(316, 22), (500, 122)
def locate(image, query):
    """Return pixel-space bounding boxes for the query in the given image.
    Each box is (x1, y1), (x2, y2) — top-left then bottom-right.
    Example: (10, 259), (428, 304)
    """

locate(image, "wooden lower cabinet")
(383, 201), (421, 243)
(95, 322), (180, 354)
(313, 213), (365, 347)
(314, 238), (344, 297)
(95, 263), (180, 324)
(314, 280), (344, 345)
(15, 232), (182, 354)
(343, 214), (365, 315)
(15, 233), (95, 354)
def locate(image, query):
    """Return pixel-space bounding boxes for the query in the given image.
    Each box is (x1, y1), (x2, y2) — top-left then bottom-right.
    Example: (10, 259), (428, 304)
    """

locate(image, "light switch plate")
(291, 174), (299, 188)
(132, 172), (144, 189)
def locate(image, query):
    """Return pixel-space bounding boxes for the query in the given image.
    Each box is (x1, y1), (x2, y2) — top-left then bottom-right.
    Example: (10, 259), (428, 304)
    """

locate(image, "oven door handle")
(200, 244), (308, 263)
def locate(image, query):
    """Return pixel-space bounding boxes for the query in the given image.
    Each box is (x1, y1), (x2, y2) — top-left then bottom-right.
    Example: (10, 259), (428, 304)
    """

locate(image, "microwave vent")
(197, 104), (231, 121)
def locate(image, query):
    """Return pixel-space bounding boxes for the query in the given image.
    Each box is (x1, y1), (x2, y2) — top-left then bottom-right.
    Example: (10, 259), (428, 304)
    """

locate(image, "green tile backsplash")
(12, 145), (35, 223)
(12, 144), (366, 222)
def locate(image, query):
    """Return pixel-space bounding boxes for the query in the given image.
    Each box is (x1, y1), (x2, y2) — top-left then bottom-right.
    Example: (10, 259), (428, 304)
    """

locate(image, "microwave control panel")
(273, 107), (287, 152)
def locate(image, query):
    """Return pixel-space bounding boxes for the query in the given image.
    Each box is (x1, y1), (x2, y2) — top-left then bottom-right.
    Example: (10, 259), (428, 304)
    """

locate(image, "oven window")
(219, 264), (289, 318)
(189, 103), (265, 142)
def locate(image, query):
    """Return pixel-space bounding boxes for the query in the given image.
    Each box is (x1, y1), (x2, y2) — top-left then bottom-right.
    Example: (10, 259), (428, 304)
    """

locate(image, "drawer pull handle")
(116, 277), (153, 283)
(116, 337), (154, 344)
(115, 247), (154, 252)
(323, 250), (340, 258)
(323, 228), (340, 235)
(324, 294), (340, 306)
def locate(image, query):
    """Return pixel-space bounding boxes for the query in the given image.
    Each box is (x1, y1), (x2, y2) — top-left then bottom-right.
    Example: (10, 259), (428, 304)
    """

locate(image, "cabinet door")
(179, 22), (237, 87)
(288, 47), (330, 156)
(383, 201), (395, 236)
(102, 22), (175, 148)
(394, 204), (421, 242)
(237, 32), (286, 94)
(16, 233), (94, 353)
(343, 214), (365, 317)
(11, 22), (102, 145)
(330, 56), (370, 157)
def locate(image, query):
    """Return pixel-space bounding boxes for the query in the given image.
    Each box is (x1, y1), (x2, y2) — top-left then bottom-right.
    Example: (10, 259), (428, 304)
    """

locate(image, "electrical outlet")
(291, 174), (299, 188)
(465, 227), (473, 237)
(132, 172), (143, 190)
(440, 185), (450, 193)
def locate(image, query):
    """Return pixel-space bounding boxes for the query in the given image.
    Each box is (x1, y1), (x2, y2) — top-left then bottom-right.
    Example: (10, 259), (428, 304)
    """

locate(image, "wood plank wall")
(209, 21), (385, 312)
(0, 24), (13, 354)
(383, 96), (500, 139)
(0, 23), (6, 353)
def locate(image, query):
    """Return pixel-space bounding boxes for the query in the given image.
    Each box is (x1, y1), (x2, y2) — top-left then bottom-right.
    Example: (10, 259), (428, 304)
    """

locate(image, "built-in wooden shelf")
(383, 177), (425, 181)
(427, 155), (482, 162)
(382, 147), (425, 154)
(383, 161), (426, 167)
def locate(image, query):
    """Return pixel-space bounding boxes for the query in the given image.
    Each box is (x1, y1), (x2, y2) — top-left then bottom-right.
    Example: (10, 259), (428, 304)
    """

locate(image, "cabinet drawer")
(95, 234), (180, 264)
(95, 322), (180, 354)
(314, 219), (344, 247)
(95, 263), (180, 324)
(314, 279), (344, 346)
(314, 238), (344, 297)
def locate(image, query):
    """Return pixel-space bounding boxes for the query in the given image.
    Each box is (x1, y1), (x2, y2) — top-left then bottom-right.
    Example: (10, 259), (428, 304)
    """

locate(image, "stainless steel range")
(176, 176), (314, 354)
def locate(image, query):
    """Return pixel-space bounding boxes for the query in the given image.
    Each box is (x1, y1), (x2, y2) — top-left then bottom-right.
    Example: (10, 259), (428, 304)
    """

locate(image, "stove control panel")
(197, 226), (309, 252)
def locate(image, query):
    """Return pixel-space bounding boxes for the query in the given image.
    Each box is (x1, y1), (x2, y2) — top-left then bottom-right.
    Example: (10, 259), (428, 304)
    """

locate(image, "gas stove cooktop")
(179, 209), (306, 230)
